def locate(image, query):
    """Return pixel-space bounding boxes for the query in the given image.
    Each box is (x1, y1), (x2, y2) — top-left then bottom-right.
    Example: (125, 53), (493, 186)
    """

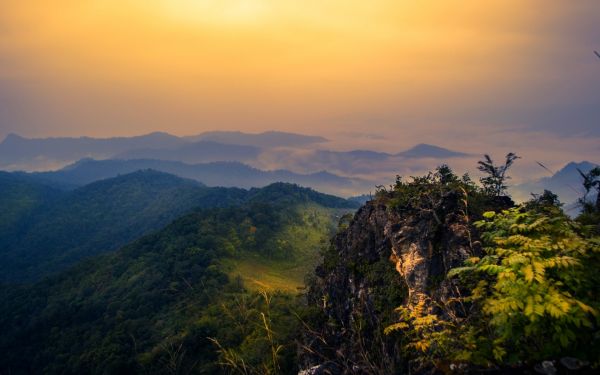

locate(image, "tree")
(578, 166), (600, 213)
(457, 208), (598, 364)
(477, 153), (520, 196)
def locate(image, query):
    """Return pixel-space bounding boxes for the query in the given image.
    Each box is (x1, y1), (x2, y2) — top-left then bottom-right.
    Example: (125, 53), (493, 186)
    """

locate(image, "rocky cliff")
(301, 185), (510, 374)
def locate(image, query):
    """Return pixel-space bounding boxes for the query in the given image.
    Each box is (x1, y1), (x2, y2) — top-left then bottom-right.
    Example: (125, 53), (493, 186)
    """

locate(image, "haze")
(1, 1), (599, 170)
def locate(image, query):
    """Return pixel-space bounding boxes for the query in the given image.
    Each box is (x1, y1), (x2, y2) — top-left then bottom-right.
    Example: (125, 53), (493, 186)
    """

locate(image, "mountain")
(114, 141), (261, 164)
(185, 130), (328, 147)
(396, 143), (470, 158)
(511, 161), (598, 209)
(0, 183), (355, 374)
(28, 158), (373, 196)
(0, 132), (185, 170)
(0, 170), (253, 282)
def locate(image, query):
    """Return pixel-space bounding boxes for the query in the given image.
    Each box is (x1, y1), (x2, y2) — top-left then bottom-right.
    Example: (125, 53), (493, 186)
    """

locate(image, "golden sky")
(0, 0), (599, 156)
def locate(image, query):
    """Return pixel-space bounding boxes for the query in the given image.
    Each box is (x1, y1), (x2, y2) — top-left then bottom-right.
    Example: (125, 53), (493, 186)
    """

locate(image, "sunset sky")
(0, 1), (599, 167)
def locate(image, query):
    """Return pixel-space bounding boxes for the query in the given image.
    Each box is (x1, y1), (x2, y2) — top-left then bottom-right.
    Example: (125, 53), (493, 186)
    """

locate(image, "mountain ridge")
(26, 158), (373, 196)
(0, 170), (358, 282)
(396, 143), (471, 158)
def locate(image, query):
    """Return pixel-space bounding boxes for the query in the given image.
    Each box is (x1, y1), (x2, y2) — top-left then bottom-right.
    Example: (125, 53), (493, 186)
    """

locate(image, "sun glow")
(159, 0), (272, 26)
(3, 0), (592, 144)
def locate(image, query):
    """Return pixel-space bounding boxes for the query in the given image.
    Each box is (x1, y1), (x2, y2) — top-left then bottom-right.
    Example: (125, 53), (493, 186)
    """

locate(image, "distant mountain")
(0, 131), (330, 171)
(0, 170), (251, 282)
(0, 132), (186, 170)
(28, 158), (373, 196)
(186, 130), (328, 147)
(256, 144), (467, 176)
(115, 141), (260, 164)
(511, 161), (598, 209)
(396, 143), (470, 159)
(0, 131), (471, 185)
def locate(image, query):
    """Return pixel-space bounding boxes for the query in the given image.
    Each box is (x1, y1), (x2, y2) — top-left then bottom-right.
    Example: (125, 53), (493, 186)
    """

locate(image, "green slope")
(223, 204), (343, 292)
(0, 172), (63, 238)
(0, 170), (249, 282)
(0, 184), (356, 374)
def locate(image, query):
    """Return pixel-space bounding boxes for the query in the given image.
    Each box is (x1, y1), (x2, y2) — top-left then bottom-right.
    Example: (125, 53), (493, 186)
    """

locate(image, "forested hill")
(0, 170), (358, 282)
(0, 172), (64, 238)
(0, 185), (354, 374)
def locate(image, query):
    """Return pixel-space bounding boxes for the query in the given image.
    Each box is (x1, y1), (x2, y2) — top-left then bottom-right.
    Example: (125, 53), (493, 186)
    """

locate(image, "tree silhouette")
(578, 166), (600, 212)
(477, 153), (520, 196)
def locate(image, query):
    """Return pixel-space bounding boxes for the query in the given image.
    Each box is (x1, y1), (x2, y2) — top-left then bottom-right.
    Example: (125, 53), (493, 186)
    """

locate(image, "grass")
(222, 205), (350, 292)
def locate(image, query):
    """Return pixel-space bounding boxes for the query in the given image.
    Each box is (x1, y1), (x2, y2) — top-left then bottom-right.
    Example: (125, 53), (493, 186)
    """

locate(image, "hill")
(0, 170), (251, 282)
(0, 183), (356, 374)
(0, 172), (357, 283)
(0, 172), (64, 239)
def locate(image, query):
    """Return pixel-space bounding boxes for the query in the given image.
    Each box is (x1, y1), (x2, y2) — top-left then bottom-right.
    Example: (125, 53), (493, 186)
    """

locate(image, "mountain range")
(511, 161), (598, 211)
(0, 131), (327, 171)
(17, 158), (371, 196)
(2, 130), (595, 205)
(0, 132), (472, 188)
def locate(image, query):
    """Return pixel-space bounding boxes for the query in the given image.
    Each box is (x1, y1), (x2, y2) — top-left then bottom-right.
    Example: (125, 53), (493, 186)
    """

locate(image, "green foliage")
(0, 182), (353, 374)
(247, 182), (359, 209)
(0, 170), (249, 282)
(390, 206), (600, 368)
(384, 296), (455, 367)
(224, 205), (343, 292)
(578, 166), (600, 214)
(467, 208), (598, 361)
(384, 165), (489, 220)
(0, 173), (355, 282)
(0, 172), (63, 238)
(209, 291), (301, 375)
(477, 153), (520, 196)
(524, 189), (562, 214)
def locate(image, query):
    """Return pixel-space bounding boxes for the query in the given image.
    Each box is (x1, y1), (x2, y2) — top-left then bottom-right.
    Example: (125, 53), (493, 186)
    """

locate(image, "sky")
(0, 0), (599, 171)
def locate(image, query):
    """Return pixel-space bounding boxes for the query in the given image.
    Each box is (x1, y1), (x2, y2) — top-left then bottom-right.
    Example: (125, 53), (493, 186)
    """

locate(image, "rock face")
(389, 207), (474, 311)
(302, 191), (508, 374)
